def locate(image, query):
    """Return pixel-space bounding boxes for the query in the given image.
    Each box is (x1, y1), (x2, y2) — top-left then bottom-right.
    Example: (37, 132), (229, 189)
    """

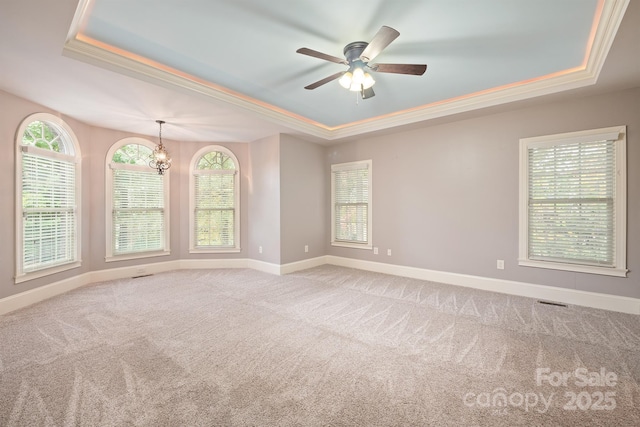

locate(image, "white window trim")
(331, 159), (373, 250)
(15, 113), (82, 283)
(189, 145), (241, 253)
(518, 126), (627, 277)
(105, 137), (170, 262)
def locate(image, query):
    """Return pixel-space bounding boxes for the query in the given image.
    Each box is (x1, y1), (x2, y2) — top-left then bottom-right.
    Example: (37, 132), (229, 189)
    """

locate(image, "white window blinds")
(519, 125), (627, 277)
(190, 147), (239, 252)
(112, 168), (165, 255)
(332, 161), (372, 247)
(21, 151), (77, 272)
(528, 140), (615, 266)
(194, 172), (236, 247)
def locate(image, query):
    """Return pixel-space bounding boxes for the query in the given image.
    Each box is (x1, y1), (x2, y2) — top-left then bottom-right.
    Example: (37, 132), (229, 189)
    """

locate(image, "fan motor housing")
(343, 41), (368, 63)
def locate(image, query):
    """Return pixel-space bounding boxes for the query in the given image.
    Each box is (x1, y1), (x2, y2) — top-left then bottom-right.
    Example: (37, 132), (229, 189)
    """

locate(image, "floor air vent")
(537, 300), (568, 308)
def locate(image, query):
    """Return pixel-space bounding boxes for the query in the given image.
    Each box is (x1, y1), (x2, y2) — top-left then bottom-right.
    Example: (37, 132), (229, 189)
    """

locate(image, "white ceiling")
(1, 0), (638, 144)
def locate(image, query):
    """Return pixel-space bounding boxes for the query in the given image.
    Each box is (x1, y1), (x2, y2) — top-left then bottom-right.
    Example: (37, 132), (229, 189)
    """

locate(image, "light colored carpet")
(1, 265), (639, 426)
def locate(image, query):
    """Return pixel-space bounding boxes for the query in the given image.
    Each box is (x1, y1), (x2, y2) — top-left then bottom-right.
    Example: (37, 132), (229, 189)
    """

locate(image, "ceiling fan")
(296, 26), (427, 100)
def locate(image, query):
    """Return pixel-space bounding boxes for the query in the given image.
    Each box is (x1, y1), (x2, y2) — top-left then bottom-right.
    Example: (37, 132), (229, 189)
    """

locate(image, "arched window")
(106, 138), (170, 260)
(15, 113), (81, 282)
(190, 146), (240, 252)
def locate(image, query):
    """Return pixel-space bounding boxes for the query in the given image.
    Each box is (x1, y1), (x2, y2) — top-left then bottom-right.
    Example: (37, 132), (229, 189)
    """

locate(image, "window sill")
(518, 259), (628, 277)
(331, 241), (372, 250)
(15, 261), (82, 284)
(189, 248), (241, 254)
(106, 250), (171, 263)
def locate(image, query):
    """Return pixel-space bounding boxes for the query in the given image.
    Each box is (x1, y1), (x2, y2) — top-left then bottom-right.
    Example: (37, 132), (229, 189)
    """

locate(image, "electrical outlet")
(387, 249), (392, 256)
(497, 259), (505, 270)
(304, 245), (309, 253)
(373, 247), (379, 255)
(259, 246), (263, 254)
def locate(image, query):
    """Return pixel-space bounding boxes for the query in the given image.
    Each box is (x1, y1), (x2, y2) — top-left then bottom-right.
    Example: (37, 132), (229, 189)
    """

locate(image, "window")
(15, 113), (81, 282)
(519, 126), (627, 277)
(106, 138), (170, 261)
(331, 160), (372, 249)
(190, 146), (240, 252)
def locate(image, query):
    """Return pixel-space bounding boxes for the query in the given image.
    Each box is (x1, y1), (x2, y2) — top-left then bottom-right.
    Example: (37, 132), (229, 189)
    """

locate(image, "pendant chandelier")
(150, 119), (171, 175)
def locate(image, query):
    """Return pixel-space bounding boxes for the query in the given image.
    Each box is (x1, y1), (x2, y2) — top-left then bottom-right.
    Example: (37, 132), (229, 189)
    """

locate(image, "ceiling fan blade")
(371, 63), (427, 75)
(359, 26), (400, 62)
(362, 87), (375, 99)
(296, 48), (348, 65)
(304, 71), (346, 90)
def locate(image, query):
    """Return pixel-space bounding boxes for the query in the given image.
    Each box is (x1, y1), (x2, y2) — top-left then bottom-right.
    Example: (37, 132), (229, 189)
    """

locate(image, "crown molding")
(63, 0), (629, 141)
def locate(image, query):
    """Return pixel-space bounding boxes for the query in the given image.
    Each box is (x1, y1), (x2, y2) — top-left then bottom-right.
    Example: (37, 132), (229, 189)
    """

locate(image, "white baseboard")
(0, 273), (91, 316)
(247, 256), (328, 275)
(325, 256), (640, 315)
(2, 256), (638, 316)
(247, 259), (281, 275)
(280, 256), (328, 275)
(90, 260), (182, 283)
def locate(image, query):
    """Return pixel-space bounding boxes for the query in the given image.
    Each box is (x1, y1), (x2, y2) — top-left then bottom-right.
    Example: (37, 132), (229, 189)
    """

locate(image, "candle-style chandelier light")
(149, 119), (171, 175)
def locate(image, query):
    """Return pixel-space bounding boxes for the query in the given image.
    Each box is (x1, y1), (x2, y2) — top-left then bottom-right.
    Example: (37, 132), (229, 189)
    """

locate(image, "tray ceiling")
(0, 0), (634, 143)
(62, 0), (627, 140)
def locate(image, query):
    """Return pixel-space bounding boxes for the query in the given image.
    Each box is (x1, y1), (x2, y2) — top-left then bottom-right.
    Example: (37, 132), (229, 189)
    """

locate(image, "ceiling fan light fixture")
(362, 73), (375, 89)
(339, 72), (353, 89)
(352, 67), (365, 84)
(349, 81), (361, 92)
(342, 67), (375, 92)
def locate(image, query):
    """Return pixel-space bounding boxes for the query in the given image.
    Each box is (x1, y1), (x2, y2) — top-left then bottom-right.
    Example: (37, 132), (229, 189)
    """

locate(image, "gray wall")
(248, 135), (281, 264)
(1, 86), (639, 302)
(280, 134), (326, 264)
(247, 133), (327, 265)
(326, 87), (640, 299)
